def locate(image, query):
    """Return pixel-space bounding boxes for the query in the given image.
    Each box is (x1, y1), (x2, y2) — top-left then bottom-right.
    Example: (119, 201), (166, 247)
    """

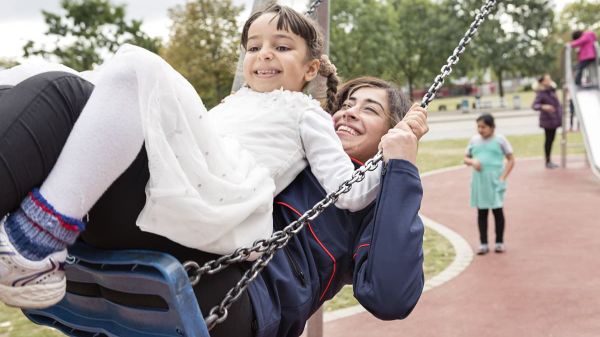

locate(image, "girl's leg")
(477, 208), (489, 244)
(492, 207), (505, 243)
(492, 207), (505, 253)
(477, 209), (489, 254)
(0, 72), (94, 308)
(2, 58), (145, 265)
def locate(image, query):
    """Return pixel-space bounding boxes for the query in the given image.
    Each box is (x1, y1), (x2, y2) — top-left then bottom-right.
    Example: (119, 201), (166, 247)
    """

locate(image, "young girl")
(0, 5), (425, 308)
(464, 114), (515, 255)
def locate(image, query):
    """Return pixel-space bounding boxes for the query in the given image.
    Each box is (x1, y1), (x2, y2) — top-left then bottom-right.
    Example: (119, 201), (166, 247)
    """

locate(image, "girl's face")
(243, 13), (319, 93)
(332, 87), (392, 162)
(477, 120), (494, 139)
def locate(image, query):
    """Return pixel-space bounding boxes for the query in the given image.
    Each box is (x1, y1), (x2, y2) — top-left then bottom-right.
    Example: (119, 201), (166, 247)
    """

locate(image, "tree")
(558, 0), (600, 33)
(0, 58), (19, 69)
(23, 0), (161, 71)
(451, 0), (559, 97)
(330, 0), (468, 99)
(161, 0), (243, 109)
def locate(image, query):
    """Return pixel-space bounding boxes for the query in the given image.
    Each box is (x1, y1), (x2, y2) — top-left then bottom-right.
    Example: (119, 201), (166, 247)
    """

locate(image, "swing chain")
(420, 0), (497, 108)
(306, 0), (324, 16)
(201, 156), (381, 330)
(191, 0), (499, 330)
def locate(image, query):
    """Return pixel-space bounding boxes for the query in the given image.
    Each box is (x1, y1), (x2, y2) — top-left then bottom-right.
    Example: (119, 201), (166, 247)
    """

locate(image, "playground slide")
(571, 89), (600, 179)
(565, 44), (600, 180)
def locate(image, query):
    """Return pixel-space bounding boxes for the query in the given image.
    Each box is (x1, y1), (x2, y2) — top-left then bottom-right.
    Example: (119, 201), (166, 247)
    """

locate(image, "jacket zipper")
(284, 246), (306, 286)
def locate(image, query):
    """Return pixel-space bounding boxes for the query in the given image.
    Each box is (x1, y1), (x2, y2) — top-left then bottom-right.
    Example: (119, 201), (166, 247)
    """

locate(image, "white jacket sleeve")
(300, 107), (381, 212)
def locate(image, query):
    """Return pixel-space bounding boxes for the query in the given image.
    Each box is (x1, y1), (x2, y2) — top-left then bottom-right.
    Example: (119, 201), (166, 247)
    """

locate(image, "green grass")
(0, 132), (587, 333)
(324, 226), (455, 312)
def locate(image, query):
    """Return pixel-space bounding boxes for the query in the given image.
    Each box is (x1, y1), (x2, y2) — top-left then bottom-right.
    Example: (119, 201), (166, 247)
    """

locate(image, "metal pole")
(307, 0), (330, 100)
(560, 47), (568, 168)
(307, 307), (324, 337)
(231, 0), (273, 93)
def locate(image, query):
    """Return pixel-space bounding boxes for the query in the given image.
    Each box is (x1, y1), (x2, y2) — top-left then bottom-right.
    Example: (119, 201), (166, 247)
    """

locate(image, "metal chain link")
(184, 0), (499, 330)
(306, 0), (324, 16)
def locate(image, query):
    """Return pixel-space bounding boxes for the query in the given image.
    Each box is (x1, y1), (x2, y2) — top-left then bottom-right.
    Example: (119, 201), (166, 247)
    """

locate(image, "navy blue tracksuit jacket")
(248, 159), (425, 337)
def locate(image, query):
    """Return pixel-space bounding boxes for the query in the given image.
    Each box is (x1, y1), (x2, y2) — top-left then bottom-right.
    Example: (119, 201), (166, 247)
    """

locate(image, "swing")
(22, 0), (497, 336)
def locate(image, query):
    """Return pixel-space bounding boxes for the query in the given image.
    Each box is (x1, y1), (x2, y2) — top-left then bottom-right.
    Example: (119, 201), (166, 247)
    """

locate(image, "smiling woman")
(333, 77), (413, 163)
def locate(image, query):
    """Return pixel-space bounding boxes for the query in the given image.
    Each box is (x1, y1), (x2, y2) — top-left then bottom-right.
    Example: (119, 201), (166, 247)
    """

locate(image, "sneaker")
(545, 162), (559, 169)
(477, 244), (489, 255)
(495, 243), (505, 253)
(0, 218), (66, 309)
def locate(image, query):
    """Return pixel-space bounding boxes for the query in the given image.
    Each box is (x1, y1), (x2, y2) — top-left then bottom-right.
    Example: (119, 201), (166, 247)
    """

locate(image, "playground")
(1, 0), (600, 336)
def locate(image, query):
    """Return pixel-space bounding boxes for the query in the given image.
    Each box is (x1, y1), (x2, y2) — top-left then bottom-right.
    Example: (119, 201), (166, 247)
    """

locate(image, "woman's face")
(332, 87), (392, 163)
(541, 75), (552, 87)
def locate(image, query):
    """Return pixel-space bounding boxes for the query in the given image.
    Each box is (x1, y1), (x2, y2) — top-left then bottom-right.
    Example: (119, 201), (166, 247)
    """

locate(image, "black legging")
(544, 128), (557, 164)
(0, 72), (254, 337)
(477, 208), (505, 244)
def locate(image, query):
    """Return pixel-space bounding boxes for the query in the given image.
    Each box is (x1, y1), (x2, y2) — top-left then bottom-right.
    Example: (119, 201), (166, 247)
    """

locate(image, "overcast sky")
(0, 0), (573, 61)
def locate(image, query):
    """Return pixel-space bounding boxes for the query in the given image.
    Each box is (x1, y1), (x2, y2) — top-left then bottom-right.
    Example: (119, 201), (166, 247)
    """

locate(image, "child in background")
(464, 114), (515, 255)
(570, 30), (598, 87)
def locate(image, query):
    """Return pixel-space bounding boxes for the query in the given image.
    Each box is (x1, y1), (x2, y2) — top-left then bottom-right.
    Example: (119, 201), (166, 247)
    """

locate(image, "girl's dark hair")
(335, 77), (412, 128)
(572, 30), (583, 40)
(240, 4), (339, 113)
(477, 113), (495, 128)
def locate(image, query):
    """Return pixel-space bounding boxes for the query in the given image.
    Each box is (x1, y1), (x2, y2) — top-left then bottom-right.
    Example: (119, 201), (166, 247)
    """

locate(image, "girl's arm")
(500, 153), (515, 181)
(464, 139), (481, 171)
(532, 93), (555, 113)
(570, 32), (593, 48)
(300, 107), (381, 212)
(464, 156), (481, 171)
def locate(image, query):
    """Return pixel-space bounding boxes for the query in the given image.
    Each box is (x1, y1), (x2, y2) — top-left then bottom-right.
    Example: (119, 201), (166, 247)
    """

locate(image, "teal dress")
(466, 134), (512, 209)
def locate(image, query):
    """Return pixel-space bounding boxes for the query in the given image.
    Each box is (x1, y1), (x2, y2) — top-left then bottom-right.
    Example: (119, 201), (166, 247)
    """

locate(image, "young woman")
(532, 74), (562, 169)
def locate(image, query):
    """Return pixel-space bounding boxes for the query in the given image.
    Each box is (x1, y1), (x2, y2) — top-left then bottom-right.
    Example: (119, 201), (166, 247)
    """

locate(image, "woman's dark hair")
(240, 4), (339, 113)
(334, 77), (412, 128)
(538, 74), (548, 83)
(572, 30), (583, 41)
(476, 113), (495, 128)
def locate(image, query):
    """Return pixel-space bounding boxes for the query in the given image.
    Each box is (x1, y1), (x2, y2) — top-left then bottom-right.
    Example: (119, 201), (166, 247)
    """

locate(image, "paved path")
(425, 108), (540, 141)
(325, 156), (600, 337)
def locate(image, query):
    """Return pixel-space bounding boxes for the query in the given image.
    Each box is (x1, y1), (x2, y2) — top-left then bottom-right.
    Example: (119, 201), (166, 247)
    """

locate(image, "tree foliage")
(23, 0), (161, 71)
(0, 58), (19, 69)
(161, 0), (243, 109)
(331, 0), (476, 99)
(558, 0), (600, 33)
(451, 0), (559, 96)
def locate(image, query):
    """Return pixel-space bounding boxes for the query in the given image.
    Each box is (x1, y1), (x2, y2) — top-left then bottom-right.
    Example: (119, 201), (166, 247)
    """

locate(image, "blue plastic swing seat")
(22, 242), (211, 337)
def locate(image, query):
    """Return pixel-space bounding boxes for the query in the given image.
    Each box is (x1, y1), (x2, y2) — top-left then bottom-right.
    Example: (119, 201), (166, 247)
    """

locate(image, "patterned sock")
(3, 189), (85, 261)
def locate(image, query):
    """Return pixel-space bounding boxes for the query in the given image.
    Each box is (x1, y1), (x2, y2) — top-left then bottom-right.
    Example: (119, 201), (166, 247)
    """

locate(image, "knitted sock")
(4, 189), (85, 261)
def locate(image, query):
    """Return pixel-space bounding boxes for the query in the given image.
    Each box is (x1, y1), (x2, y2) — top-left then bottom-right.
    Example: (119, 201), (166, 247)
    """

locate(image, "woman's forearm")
(352, 159), (424, 320)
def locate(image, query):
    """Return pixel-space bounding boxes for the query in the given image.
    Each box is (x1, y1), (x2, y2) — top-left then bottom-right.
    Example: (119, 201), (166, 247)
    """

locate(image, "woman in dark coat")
(532, 74), (563, 169)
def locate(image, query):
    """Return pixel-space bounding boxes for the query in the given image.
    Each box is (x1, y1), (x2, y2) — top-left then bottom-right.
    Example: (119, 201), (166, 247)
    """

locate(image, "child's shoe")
(495, 243), (505, 253)
(476, 244), (489, 255)
(0, 217), (67, 309)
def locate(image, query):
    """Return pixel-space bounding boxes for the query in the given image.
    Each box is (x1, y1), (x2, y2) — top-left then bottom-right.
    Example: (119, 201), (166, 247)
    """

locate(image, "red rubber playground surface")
(325, 156), (600, 337)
